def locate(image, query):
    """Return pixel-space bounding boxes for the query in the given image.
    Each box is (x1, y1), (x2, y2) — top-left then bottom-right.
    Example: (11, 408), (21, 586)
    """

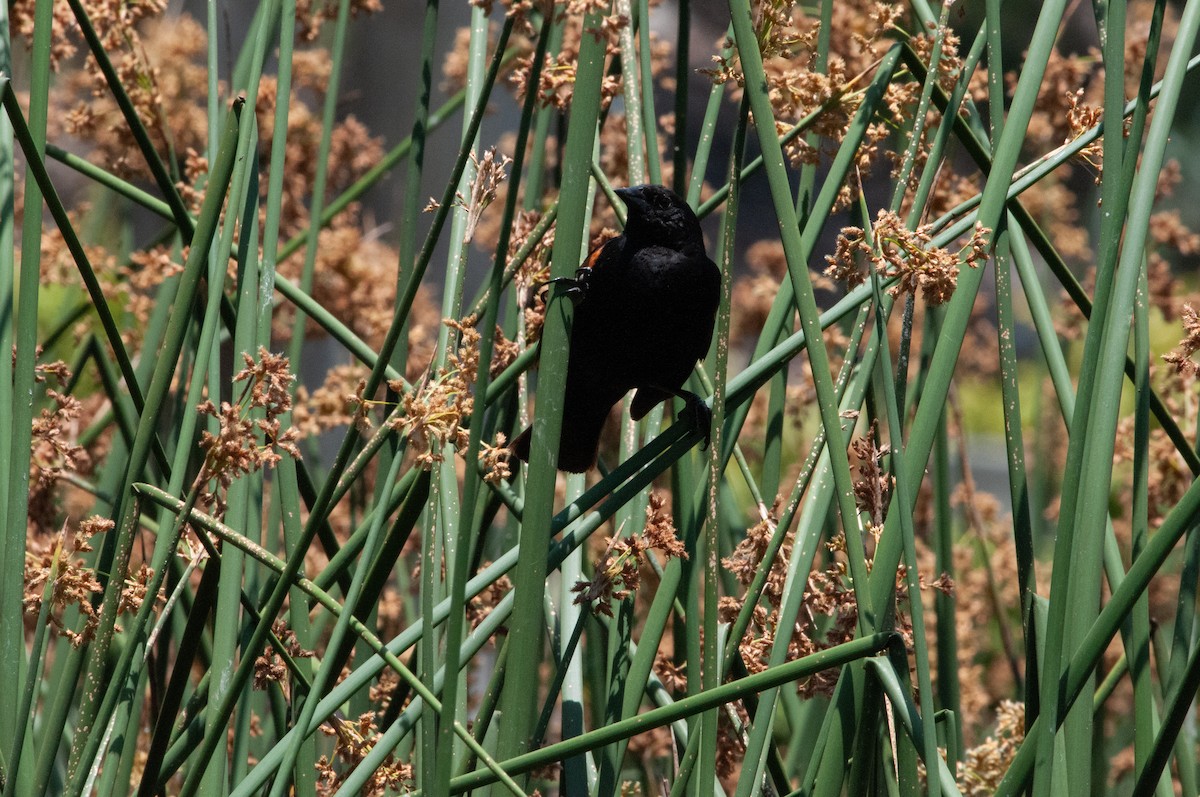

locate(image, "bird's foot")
(535, 266), (593, 307)
(679, 390), (713, 450)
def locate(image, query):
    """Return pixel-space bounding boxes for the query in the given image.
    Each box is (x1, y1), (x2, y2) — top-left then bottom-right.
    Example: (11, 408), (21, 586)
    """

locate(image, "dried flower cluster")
(29, 360), (89, 534)
(197, 349), (301, 516)
(1161, 303), (1200, 377)
(826, 211), (990, 305)
(573, 531), (648, 609)
(505, 9), (627, 112)
(253, 620), (314, 692)
(462, 148), (513, 245)
(388, 317), (514, 482)
(721, 421), (990, 713)
(294, 0), (383, 41)
(316, 712), (413, 796)
(391, 320), (478, 468)
(957, 700), (1024, 796)
(1016, 1), (1186, 275)
(850, 426), (892, 532)
(707, 1), (966, 211)
(573, 492), (687, 617)
(424, 146), (514, 240)
(23, 517), (112, 646)
(466, 568), (513, 628)
(719, 509), (860, 699)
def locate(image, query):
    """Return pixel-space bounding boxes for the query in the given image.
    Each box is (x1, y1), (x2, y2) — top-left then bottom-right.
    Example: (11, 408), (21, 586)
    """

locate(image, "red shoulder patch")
(579, 231), (621, 272)
(580, 243), (608, 271)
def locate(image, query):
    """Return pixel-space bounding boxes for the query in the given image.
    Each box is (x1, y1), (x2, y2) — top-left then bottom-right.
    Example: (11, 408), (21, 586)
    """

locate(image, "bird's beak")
(615, 186), (648, 215)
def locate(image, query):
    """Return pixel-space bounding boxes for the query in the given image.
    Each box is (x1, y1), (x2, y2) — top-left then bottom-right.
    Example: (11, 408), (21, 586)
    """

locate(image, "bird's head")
(615, 185), (705, 254)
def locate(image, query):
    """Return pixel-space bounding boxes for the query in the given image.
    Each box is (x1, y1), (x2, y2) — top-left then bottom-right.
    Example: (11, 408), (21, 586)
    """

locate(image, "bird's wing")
(579, 233), (623, 274)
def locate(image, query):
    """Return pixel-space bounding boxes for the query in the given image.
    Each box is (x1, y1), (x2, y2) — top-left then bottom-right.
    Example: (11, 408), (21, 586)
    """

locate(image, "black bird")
(511, 184), (721, 472)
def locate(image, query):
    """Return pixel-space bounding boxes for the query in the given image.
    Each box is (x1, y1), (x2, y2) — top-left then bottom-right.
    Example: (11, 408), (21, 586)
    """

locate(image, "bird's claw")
(534, 266), (593, 307)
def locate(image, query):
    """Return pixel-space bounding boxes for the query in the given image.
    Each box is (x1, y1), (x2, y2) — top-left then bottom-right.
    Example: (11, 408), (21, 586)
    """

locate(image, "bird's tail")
(510, 391), (614, 473)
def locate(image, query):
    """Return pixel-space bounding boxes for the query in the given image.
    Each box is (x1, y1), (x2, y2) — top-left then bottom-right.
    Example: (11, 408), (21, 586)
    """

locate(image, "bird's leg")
(652, 384), (713, 450)
(535, 266), (593, 307)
